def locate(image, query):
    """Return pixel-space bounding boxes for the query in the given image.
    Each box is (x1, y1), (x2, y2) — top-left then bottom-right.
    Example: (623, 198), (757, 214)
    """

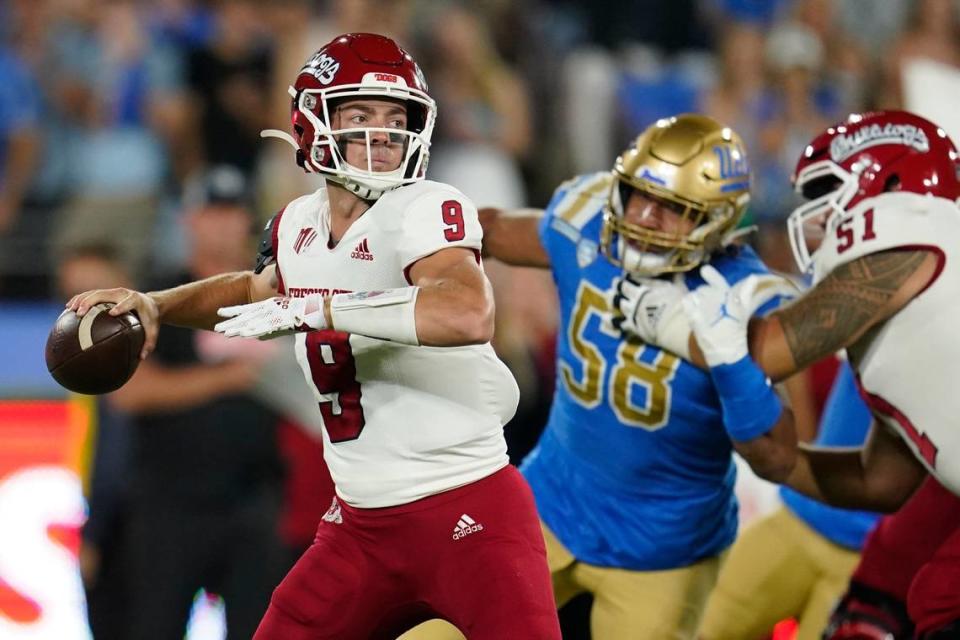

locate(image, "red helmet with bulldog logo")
(787, 110), (960, 273)
(261, 33), (436, 199)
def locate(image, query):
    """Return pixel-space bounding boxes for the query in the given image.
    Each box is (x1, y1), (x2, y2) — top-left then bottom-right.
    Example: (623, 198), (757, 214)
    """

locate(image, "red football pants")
(253, 465), (561, 639)
(908, 523), (960, 635)
(852, 475), (960, 635)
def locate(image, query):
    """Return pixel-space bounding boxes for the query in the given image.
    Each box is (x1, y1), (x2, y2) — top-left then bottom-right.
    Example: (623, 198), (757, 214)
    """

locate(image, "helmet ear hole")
(407, 103), (426, 134)
(802, 175), (842, 200)
(884, 175), (902, 192)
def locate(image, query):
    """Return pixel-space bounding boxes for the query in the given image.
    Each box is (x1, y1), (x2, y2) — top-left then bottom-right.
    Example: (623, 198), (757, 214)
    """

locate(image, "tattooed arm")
(735, 248), (940, 381)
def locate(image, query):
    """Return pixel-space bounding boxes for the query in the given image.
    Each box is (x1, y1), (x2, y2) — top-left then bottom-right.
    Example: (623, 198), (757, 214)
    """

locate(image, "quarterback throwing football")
(67, 33), (561, 640)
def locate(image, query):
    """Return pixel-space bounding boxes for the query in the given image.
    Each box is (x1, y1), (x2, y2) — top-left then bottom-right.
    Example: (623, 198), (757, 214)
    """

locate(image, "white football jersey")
(273, 180), (518, 508)
(813, 192), (960, 494)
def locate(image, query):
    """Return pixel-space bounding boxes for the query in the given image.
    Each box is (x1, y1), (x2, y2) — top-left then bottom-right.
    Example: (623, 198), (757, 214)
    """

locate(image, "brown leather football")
(45, 303), (145, 394)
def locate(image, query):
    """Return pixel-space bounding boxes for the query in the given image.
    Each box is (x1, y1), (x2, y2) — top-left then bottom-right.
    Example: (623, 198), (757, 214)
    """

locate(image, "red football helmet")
(261, 33), (436, 199)
(787, 110), (960, 273)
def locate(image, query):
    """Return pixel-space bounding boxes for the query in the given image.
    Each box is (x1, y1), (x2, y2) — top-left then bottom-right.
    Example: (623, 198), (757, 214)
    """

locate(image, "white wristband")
(330, 287), (420, 345)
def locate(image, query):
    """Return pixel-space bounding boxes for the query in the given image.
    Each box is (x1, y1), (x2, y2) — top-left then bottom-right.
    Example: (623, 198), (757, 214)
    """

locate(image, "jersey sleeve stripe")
(557, 173), (610, 223)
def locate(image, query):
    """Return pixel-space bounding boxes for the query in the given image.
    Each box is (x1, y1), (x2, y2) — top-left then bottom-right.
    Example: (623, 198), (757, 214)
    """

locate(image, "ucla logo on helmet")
(713, 143), (750, 180)
(302, 52), (341, 85)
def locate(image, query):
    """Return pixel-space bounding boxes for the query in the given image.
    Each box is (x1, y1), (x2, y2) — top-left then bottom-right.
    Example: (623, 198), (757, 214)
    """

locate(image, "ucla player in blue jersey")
(462, 114), (801, 639)
(697, 359), (880, 640)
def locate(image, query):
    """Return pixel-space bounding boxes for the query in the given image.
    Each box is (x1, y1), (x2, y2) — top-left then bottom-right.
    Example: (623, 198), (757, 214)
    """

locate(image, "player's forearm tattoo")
(775, 251), (928, 369)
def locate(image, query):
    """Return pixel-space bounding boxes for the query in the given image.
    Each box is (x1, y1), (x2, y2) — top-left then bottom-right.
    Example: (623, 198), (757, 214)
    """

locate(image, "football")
(45, 303), (145, 395)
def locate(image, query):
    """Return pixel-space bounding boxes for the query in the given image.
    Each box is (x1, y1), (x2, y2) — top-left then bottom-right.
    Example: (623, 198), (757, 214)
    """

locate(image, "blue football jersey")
(780, 361), (880, 550)
(521, 172), (786, 570)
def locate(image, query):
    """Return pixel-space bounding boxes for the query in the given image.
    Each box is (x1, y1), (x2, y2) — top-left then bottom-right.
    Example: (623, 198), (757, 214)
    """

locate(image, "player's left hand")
(215, 294), (327, 339)
(682, 266), (757, 367)
(612, 275), (687, 345)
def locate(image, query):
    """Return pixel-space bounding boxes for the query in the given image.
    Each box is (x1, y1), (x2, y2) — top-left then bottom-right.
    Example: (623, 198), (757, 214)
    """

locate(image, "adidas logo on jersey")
(350, 238), (374, 261)
(452, 513), (484, 540)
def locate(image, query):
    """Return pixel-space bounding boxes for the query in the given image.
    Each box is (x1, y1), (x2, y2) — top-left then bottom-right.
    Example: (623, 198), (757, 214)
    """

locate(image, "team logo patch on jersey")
(294, 227), (318, 254)
(350, 238), (374, 261)
(577, 238), (599, 268)
(452, 513), (483, 540)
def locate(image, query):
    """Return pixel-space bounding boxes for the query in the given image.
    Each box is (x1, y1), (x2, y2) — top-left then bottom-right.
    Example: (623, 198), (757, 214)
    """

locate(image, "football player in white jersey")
(614, 109), (960, 637)
(66, 33), (561, 640)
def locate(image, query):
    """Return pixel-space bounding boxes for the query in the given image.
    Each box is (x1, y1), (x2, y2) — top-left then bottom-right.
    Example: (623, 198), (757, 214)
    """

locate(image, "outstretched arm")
(749, 249), (939, 381)
(676, 249), (939, 376)
(682, 267), (797, 482)
(67, 265), (280, 359)
(477, 207), (551, 268)
(217, 248), (497, 348)
(682, 258), (935, 507)
(784, 420), (927, 512)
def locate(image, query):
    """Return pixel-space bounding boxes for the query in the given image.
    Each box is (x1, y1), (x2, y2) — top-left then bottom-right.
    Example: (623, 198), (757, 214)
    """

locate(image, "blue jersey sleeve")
(538, 172), (612, 295)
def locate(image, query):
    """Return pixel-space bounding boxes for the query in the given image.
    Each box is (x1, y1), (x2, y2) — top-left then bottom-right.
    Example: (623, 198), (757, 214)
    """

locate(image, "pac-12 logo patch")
(577, 239), (598, 268)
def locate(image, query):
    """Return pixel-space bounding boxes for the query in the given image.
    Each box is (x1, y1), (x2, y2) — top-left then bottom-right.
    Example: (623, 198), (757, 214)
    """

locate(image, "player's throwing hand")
(216, 294), (327, 339)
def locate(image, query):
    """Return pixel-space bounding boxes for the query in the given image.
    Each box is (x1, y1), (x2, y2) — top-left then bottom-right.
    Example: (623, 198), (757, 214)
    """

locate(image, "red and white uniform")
(273, 180), (519, 507)
(812, 191), (960, 494)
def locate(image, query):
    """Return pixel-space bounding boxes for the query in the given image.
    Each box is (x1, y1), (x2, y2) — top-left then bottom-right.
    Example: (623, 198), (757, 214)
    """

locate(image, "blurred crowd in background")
(4, 0), (960, 298)
(2, 0), (960, 636)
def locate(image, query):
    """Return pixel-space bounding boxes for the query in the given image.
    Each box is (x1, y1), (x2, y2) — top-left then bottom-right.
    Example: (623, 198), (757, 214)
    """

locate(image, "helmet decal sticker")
(830, 123), (930, 162)
(301, 52), (341, 85)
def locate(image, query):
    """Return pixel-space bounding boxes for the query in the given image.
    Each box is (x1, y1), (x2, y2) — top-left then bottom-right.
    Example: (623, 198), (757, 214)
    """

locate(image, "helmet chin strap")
(261, 128), (299, 150)
(262, 128), (317, 172)
(339, 167), (404, 200)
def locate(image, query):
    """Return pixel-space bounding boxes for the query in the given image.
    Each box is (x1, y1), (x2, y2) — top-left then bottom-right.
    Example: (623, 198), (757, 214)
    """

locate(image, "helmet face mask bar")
(787, 158), (860, 274)
(600, 114), (752, 277)
(261, 33), (438, 200)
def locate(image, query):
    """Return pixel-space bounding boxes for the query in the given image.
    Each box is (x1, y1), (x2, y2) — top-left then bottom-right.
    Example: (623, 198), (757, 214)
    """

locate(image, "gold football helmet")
(600, 114), (751, 276)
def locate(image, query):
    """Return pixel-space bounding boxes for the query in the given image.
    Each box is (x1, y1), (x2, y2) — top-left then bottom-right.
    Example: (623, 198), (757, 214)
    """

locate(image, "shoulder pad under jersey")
(254, 210), (283, 274)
